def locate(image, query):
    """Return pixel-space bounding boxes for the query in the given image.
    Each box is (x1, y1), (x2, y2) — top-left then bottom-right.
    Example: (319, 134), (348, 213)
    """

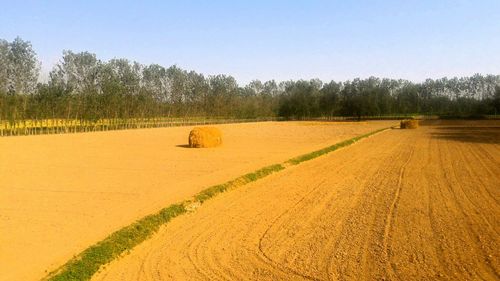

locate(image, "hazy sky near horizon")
(1, 0), (499, 84)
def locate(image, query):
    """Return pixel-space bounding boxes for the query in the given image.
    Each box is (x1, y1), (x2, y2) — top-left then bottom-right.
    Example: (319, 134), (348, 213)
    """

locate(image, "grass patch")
(45, 164), (285, 281)
(285, 127), (390, 165)
(194, 164), (285, 203)
(44, 127), (390, 281)
(45, 204), (186, 281)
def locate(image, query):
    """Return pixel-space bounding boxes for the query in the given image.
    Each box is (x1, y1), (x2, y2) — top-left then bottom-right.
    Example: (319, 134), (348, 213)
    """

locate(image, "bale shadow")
(430, 126), (500, 144)
(176, 144), (192, 148)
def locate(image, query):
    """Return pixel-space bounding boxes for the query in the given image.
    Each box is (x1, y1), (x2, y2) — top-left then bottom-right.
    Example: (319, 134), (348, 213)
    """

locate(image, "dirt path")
(0, 121), (395, 281)
(93, 121), (500, 281)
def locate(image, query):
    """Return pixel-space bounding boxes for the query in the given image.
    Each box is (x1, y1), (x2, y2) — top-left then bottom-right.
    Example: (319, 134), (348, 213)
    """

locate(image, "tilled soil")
(93, 121), (500, 281)
(0, 121), (395, 281)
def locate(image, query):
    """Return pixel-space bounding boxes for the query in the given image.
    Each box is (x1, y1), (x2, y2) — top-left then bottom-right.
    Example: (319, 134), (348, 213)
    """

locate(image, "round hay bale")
(188, 127), (222, 148)
(400, 119), (419, 129)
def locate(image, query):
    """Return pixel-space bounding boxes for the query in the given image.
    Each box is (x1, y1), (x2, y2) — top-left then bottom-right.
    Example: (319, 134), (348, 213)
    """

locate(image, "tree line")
(1, 37), (499, 122)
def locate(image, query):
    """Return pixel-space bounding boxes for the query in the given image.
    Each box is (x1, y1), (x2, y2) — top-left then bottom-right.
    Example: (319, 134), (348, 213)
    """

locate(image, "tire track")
(257, 180), (327, 281)
(92, 123), (500, 281)
(443, 139), (500, 279)
(455, 141), (499, 236)
(431, 134), (499, 280)
(324, 132), (410, 280)
(382, 137), (416, 279)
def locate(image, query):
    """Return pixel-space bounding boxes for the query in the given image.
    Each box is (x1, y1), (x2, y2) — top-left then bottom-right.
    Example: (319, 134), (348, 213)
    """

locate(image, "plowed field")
(93, 120), (500, 281)
(0, 121), (395, 281)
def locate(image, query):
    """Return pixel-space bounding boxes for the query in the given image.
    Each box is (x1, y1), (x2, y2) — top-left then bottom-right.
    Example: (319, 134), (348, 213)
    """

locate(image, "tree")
(278, 80), (321, 119)
(208, 74), (239, 117)
(142, 64), (169, 103)
(2, 36), (500, 124)
(50, 50), (101, 95)
(319, 80), (341, 117)
(0, 39), (9, 93)
(5, 37), (40, 95)
(492, 86), (500, 115)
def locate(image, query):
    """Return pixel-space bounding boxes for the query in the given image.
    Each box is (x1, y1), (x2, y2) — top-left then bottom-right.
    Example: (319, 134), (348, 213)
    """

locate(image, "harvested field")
(0, 121), (395, 281)
(92, 120), (500, 281)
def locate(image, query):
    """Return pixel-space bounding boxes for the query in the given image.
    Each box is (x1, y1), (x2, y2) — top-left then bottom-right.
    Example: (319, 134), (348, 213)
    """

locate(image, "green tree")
(0, 39), (9, 93)
(6, 37), (40, 95)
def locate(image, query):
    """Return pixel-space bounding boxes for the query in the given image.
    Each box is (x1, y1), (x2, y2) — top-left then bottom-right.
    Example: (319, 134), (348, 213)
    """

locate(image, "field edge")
(43, 126), (393, 281)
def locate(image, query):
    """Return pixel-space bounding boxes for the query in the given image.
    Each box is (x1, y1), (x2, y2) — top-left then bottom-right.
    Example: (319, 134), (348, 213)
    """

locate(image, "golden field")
(0, 121), (395, 280)
(92, 120), (500, 281)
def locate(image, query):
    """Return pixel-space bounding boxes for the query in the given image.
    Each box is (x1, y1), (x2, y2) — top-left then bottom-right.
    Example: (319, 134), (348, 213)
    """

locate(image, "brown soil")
(0, 121), (395, 281)
(92, 120), (500, 281)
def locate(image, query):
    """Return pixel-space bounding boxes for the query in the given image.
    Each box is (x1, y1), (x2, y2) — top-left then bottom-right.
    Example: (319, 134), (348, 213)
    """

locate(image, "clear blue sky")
(1, 0), (499, 84)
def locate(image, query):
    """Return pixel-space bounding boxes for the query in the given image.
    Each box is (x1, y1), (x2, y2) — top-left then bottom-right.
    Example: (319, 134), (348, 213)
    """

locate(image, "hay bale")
(188, 127), (222, 148)
(400, 119), (419, 129)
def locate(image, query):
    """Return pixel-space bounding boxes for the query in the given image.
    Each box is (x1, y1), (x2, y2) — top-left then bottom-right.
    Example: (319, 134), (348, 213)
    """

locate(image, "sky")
(1, 0), (499, 84)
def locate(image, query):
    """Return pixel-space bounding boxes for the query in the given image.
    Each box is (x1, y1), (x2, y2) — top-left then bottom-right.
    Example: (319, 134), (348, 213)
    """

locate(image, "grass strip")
(194, 164), (285, 203)
(45, 204), (186, 281)
(45, 164), (285, 281)
(45, 126), (390, 281)
(285, 127), (390, 165)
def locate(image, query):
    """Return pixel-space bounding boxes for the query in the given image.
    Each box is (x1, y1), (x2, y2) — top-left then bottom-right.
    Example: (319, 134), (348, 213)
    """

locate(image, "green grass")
(44, 126), (390, 281)
(45, 164), (285, 281)
(194, 164), (285, 203)
(285, 127), (390, 165)
(45, 204), (186, 281)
